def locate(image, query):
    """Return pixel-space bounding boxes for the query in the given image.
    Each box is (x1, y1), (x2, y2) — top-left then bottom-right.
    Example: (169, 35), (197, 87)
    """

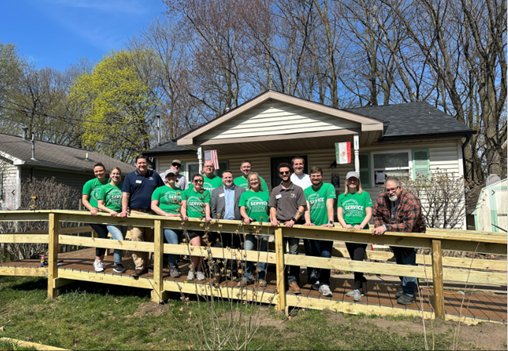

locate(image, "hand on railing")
(373, 225), (386, 235)
(270, 218), (279, 227)
(90, 208), (99, 216)
(119, 210), (128, 218)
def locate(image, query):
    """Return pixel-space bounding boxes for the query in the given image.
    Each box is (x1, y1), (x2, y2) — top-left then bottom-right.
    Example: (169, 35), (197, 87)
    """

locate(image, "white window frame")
(371, 150), (412, 185)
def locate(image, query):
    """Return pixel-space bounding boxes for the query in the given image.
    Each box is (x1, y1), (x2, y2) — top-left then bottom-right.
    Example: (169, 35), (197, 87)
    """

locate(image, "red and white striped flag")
(204, 149), (220, 169)
(335, 142), (351, 164)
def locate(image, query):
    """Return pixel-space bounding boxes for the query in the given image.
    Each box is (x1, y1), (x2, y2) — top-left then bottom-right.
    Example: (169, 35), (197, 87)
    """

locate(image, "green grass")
(0, 276), (486, 350)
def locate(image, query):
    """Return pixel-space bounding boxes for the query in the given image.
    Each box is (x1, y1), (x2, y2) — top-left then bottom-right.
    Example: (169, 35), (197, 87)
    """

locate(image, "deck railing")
(0, 210), (506, 322)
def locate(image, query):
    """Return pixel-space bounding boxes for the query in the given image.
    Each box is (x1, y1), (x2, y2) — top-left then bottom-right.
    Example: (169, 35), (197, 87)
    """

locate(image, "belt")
(130, 208), (150, 213)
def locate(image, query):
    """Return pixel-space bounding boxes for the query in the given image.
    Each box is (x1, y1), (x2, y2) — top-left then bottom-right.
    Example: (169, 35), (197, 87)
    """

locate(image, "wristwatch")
(290, 217), (296, 222)
(328, 220), (334, 225)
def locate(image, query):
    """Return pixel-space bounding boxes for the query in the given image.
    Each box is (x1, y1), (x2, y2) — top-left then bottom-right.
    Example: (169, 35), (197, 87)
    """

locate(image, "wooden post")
(47, 212), (60, 299)
(151, 219), (165, 303)
(431, 239), (445, 318)
(274, 227), (286, 312)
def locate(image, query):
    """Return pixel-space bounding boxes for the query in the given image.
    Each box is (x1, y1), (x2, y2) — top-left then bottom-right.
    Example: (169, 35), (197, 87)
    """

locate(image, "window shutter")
(359, 154), (370, 187)
(412, 149), (430, 178)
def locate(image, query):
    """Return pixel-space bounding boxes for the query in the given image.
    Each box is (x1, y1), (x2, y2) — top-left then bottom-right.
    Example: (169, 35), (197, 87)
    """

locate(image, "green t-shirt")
(152, 186), (182, 215)
(189, 174), (223, 192)
(304, 183), (337, 225)
(234, 175), (269, 192)
(239, 190), (270, 222)
(337, 191), (373, 226)
(181, 187), (211, 219)
(82, 178), (108, 208)
(97, 183), (123, 212)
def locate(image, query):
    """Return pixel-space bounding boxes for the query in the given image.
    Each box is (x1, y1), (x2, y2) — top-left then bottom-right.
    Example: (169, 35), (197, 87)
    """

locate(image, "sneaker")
(169, 267), (181, 278)
(257, 279), (268, 288)
(288, 281), (301, 295)
(312, 280), (320, 290)
(395, 289), (404, 298)
(93, 259), (105, 273)
(346, 289), (365, 297)
(319, 284), (333, 297)
(397, 293), (415, 305)
(187, 270), (195, 281)
(352, 289), (362, 302)
(196, 271), (205, 281)
(132, 267), (148, 278)
(113, 263), (125, 273)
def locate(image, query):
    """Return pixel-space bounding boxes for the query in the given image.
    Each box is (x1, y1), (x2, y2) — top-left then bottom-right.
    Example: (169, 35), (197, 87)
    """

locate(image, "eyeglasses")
(385, 186), (399, 192)
(193, 179), (203, 183)
(279, 171), (290, 175)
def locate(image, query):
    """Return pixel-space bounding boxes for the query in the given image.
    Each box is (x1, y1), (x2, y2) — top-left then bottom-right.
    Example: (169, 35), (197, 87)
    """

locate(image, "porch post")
(353, 134), (360, 173)
(197, 146), (203, 173)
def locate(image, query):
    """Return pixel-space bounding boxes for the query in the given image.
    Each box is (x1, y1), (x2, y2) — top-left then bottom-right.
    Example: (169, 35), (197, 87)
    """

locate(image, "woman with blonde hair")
(238, 172), (270, 287)
(337, 171), (372, 302)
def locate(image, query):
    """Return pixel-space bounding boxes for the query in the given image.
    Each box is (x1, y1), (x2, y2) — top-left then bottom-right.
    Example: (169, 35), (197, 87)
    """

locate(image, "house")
(146, 90), (474, 228)
(0, 133), (134, 210)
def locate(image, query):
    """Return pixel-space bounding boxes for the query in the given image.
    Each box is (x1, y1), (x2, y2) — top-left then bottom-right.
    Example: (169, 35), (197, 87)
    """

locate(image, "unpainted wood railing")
(0, 210), (506, 322)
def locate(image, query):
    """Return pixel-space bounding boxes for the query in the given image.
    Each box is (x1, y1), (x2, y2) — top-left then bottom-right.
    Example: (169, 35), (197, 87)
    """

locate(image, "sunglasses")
(193, 179), (204, 183)
(279, 171), (290, 175)
(172, 164), (181, 168)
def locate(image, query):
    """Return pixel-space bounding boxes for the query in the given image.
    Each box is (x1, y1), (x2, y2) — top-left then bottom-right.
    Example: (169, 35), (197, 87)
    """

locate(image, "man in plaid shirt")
(373, 177), (426, 305)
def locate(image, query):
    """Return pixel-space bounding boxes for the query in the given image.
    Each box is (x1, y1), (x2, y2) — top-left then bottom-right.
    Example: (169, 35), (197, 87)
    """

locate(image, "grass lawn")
(0, 276), (505, 350)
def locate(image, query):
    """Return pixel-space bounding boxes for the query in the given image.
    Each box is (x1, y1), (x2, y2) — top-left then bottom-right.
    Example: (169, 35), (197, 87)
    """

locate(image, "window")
(186, 162), (199, 182)
(373, 151), (410, 184)
(359, 154), (370, 187)
(412, 149), (430, 178)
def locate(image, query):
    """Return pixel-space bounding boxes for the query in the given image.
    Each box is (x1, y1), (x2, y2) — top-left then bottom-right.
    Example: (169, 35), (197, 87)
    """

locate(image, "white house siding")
(0, 160), (20, 210)
(201, 100), (359, 141)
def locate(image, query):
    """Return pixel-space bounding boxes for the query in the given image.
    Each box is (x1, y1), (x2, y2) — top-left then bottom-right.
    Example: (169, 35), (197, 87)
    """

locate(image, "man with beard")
(373, 176), (426, 305)
(303, 167), (336, 297)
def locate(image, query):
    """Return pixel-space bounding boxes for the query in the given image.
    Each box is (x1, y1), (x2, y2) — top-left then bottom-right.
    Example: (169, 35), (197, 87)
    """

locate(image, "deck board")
(1, 248), (505, 323)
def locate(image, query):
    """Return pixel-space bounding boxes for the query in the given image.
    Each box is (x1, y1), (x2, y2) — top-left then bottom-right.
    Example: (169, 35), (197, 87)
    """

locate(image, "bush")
(1, 177), (80, 260)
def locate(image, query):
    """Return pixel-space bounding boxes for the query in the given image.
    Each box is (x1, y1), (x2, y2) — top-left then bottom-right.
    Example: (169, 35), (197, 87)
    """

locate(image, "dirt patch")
(361, 317), (506, 350)
(132, 302), (169, 317)
(218, 308), (286, 330)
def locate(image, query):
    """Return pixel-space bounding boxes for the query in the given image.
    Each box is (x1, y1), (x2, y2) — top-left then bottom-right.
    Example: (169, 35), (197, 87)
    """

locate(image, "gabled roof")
(177, 90), (384, 146)
(0, 133), (133, 173)
(346, 102), (473, 139)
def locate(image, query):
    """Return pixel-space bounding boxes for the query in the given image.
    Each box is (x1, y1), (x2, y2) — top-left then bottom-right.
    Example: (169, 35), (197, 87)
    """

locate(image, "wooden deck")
(2, 248), (505, 324)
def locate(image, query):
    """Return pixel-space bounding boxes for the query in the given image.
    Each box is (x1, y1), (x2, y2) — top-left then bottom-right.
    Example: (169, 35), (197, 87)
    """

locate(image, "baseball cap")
(165, 169), (177, 177)
(171, 159), (182, 166)
(346, 171), (360, 180)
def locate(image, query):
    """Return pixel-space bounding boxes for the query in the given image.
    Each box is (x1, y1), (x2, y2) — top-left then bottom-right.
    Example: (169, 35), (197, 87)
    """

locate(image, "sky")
(0, 0), (167, 72)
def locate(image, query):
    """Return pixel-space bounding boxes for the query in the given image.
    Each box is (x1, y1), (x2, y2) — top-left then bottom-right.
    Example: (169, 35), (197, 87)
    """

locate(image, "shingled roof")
(0, 133), (133, 173)
(347, 101), (473, 139)
(143, 140), (196, 155)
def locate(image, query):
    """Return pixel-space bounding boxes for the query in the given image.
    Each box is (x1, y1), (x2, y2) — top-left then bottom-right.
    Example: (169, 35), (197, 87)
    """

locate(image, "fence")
(0, 210), (506, 323)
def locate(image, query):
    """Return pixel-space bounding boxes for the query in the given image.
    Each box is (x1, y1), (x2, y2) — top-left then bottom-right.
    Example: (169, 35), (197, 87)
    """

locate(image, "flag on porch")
(204, 149), (220, 169)
(335, 142), (351, 165)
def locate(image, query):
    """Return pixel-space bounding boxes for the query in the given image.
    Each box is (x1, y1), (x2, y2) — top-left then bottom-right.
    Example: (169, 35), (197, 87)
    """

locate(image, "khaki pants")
(127, 210), (154, 270)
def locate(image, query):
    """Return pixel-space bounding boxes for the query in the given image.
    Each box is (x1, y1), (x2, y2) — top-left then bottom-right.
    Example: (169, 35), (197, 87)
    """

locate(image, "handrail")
(0, 210), (506, 321)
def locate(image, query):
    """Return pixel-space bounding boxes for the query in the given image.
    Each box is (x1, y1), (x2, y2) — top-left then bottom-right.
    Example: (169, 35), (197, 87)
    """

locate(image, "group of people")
(82, 155), (425, 305)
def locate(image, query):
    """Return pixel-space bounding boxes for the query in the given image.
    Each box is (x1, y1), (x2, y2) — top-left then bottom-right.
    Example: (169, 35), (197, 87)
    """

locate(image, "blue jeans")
(106, 225), (125, 264)
(391, 246), (418, 296)
(164, 228), (182, 268)
(283, 237), (300, 284)
(308, 239), (333, 285)
(243, 234), (269, 281)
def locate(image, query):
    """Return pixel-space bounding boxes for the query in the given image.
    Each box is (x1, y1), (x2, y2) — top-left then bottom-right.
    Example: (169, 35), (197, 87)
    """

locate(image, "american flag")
(204, 149), (219, 169)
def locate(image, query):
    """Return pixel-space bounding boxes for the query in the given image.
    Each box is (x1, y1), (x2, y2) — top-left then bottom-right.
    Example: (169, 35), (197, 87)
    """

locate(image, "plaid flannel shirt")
(373, 189), (426, 233)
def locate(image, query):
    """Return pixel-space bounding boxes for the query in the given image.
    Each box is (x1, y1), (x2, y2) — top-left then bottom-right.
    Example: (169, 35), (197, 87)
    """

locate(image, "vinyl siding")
(201, 100), (359, 141)
(0, 160), (20, 210)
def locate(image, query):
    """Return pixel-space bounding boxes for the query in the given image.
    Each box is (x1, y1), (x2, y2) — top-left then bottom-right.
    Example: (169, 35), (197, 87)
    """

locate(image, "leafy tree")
(69, 51), (158, 162)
